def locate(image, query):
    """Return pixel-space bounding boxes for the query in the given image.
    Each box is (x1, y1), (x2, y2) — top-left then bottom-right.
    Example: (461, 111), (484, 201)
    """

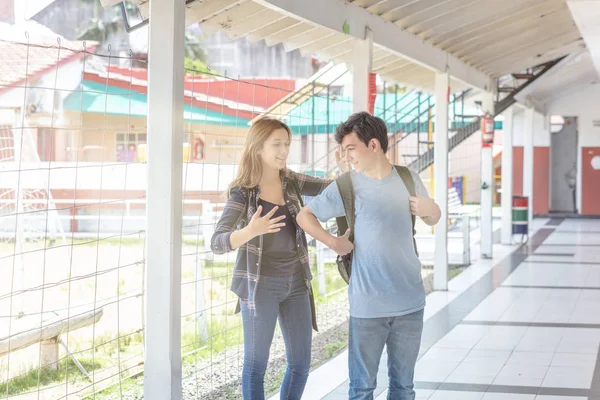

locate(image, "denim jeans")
(348, 308), (424, 400)
(240, 272), (312, 400)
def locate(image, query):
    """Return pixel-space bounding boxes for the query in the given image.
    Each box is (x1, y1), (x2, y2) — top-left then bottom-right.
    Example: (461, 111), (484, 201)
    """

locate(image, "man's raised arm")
(296, 206), (353, 256)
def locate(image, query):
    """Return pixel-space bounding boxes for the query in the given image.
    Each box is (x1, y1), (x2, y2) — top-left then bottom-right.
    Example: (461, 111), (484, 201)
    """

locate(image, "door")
(550, 116), (577, 212)
(581, 147), (600, 215)
(37, 128), (55, 161)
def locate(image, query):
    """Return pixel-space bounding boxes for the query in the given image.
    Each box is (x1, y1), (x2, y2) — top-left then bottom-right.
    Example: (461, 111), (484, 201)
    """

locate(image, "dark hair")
(335, 112), (388, 153)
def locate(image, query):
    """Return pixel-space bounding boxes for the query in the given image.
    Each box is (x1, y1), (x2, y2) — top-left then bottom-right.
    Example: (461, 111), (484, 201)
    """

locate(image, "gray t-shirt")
(308, 167), (428, 318)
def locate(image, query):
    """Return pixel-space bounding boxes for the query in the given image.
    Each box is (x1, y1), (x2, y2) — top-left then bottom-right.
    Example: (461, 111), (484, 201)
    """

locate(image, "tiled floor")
(270, 218), (600, 399)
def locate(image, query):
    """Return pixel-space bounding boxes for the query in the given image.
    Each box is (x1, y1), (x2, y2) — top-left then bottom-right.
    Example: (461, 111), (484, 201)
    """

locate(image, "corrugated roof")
(351, 0), (583, 77)
(64, 80), (250, 126)
(106, 0), (583, 95)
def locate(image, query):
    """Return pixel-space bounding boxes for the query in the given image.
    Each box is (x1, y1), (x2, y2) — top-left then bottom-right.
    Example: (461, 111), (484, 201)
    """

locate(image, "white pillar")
(144, 1), (185, 399)
(434, 72), (449, 291)
(480, 92), (494, 259)
(352, 28), (373, 113)
(523, 107), (534, 228)
(501, 106), (515, 245)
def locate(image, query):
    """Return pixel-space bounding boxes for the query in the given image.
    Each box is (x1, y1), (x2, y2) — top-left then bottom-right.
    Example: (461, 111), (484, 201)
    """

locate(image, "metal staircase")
(408, 56), (566, 173)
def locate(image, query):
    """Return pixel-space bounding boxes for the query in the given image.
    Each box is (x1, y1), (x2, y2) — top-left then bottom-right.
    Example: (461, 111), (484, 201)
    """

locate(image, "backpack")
(334, 165), (418, 284)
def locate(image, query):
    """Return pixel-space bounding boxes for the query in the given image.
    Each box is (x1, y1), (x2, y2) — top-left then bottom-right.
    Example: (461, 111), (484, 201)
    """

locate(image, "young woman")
(211, 118), (346, 399)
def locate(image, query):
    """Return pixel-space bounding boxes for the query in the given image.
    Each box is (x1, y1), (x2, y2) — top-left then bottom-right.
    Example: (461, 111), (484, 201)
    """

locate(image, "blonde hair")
(227, 118), (292, 196)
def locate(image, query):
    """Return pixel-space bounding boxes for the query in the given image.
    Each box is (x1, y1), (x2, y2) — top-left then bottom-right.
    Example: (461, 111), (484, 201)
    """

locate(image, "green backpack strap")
(394, 166), (419, 257)
(334, 172), (355, 284)
(335, 171), (355, 242)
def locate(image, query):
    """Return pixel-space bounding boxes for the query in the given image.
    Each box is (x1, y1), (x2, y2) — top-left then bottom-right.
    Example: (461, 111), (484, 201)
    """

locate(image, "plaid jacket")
(210, 170), (332, 331)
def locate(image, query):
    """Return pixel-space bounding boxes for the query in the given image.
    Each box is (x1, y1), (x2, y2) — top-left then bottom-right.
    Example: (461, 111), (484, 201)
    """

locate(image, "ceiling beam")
(254, 0), (495, 92)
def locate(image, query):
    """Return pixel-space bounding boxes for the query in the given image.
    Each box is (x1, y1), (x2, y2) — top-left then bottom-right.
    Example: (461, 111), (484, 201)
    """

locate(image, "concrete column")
(40, 339), (59, 370)
(144, 0), (185, 399)
(501, 106), (515, 245)
(523, 107), (535, 227)
(480, 92), (494, 259)
(434, 72), (449, 291)
(352, 28), (373, 113)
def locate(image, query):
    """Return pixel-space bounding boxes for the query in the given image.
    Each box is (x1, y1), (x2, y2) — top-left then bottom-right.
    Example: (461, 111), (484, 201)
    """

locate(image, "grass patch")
(84, 372), (143, 400)
(323, 340), (347, 359)
(312, 265), (348, 306)
(448, 265), (467, 280)
(3, 357), (102, 397)
(422, 264), (467, 282)
(181, 316), (243, 365)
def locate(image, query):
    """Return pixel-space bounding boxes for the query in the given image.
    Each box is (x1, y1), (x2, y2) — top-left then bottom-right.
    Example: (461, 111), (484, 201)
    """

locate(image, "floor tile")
(540, 366), (594, 389)
(419, 347), (470, 363)
(414, 389), (436, 400)
(482, 394), (535, 399)
(414, 361), (460, 382)
(463, 349), (512, 364)
(493, 364), (548, 387)
(428, 390), (485, 400)
(550, 352), (597, 368)
(506, 351), (554, 366)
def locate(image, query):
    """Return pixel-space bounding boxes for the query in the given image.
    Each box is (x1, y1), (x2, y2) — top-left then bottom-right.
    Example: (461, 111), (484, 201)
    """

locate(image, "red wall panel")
(582, 147), (600, 215)
(533, 147), (550, 215)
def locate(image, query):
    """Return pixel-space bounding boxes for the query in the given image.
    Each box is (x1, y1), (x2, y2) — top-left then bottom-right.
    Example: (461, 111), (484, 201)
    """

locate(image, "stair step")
(512, 73), (534, 80)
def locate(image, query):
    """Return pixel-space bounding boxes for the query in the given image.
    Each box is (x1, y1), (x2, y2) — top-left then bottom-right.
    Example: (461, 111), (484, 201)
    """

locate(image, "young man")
(296, 112), (441, 400)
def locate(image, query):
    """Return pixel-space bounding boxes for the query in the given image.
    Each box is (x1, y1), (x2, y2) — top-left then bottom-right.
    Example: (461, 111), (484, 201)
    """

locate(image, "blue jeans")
(348, 308), (424, 400)
(240, 272), (312, 400)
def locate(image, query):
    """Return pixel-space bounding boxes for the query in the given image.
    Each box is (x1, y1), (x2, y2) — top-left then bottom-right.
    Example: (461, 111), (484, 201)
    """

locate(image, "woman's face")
(260, 128), (291, 171)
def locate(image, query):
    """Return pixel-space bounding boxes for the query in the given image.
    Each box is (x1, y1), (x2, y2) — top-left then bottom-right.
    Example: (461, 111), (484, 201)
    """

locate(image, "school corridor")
(283, 218), (600, 400)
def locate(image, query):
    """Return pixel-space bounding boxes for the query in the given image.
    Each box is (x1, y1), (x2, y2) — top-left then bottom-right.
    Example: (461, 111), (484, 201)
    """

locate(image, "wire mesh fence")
(0, 36), (484, 400)
(0, 38), (353, 400)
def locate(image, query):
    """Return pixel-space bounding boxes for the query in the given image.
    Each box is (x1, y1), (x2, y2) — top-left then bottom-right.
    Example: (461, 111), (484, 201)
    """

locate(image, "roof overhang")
(254, 0), (495, 92)
(567, 0), (600, 79)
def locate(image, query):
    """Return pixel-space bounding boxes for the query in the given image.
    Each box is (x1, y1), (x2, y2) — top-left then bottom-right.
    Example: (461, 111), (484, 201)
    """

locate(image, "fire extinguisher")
(481, 112), (495, 148)
(193, 136), (204, 160)
(367, 72), (377, 114)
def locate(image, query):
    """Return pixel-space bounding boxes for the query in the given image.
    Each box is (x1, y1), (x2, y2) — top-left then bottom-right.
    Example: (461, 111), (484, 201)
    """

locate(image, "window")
(116, 132), (146, 162)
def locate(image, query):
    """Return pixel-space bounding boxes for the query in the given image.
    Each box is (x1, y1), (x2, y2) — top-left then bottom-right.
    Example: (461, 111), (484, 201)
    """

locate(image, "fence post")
(462, 214), (471, 266)
(316, 240), (326, 296)
(195, 256), (208, 342)
(144, 0), (185, 398)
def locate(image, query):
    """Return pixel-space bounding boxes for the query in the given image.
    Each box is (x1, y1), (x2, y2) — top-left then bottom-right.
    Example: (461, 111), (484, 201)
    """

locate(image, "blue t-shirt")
(309, 167), (428, 318)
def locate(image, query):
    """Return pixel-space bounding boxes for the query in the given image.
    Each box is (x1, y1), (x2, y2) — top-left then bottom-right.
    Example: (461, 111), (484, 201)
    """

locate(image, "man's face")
(341, 132), (375, 172)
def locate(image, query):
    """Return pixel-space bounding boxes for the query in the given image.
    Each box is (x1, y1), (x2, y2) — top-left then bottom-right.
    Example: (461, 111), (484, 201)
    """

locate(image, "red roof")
(84, 66), (297, 121)
(0, 39), (94, 95)
(106, 65), (296, 110)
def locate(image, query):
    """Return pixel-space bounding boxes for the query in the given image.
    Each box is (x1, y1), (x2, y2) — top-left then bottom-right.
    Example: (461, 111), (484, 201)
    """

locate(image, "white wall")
(547, 83), (600, 212)
(512, 109), (550, 147)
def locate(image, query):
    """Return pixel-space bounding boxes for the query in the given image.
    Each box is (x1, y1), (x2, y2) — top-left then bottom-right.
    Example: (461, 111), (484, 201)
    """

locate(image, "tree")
(75, 0), (126, 43)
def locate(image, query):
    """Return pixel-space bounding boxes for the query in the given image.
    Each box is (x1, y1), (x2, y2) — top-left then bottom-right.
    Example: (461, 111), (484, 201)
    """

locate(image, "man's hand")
(409, 196), (437, 217)
(409, 196), (441, 226)
(329, 228), (354, 256)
